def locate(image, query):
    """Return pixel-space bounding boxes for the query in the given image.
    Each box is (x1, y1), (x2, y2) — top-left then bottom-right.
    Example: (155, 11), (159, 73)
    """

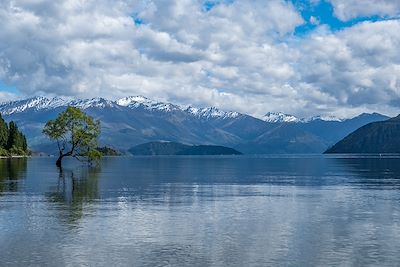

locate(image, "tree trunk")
(56, 155), (63, 167)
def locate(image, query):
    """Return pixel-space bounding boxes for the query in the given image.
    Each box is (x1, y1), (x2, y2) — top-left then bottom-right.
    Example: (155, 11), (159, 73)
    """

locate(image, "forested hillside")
(325, 116), (400, 153)
(0, 114), (29, 156)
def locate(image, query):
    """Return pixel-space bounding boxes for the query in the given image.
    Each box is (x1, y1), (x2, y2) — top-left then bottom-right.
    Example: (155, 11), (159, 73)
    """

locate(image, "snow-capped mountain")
(70, 98), (120, 109)
(0, 96), (346, 123)
(185, 106), (240, 119)
(0, 96), (389, 154)
(262, 112), (344, 123)
(263, 112), (301, 123)
(0, 97), (120, 114)
(116, 96), (181, 112)
(0, 96), (241, 119)
(0, 97), (69, 115)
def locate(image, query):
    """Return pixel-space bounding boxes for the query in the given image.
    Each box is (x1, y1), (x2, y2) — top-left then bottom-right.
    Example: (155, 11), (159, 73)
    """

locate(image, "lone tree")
(43, 107), (101, 167)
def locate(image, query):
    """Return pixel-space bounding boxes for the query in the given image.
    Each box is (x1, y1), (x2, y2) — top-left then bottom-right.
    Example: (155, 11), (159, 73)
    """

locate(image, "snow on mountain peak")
(185, 106), (240, 119)
(70, 98), (118, 109)
(0, 95), (344, 123)
(262, 112), (344, 123)
(0, 96), (70, 115)
(0, 95), (241, 118)
(117, 96), (181, 112)
(263, 112), (300, 123)
(0, 97), (121, 115)
(116, 96), (151, 106)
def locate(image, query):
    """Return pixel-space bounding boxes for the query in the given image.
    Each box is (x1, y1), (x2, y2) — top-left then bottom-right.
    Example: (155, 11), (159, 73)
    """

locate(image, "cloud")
(328, 0), (400, 21)
(0, 91), (18, 103)
(309, 16), (319, 25)
(296, 20), (400, 116)
(0, 0), (399, 118)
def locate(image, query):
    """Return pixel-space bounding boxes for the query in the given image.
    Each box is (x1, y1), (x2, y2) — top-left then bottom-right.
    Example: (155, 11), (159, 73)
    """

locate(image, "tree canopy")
(0, 114), (8, 149)
(0, 114), (29, 157)
(43, 107), (101, 167)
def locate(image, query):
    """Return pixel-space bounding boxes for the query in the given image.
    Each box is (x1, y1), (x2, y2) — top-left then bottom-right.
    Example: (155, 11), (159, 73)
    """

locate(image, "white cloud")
(0, 0), (399, 118)
(309, 16), (319, 25)
(296, 20), (400, 116)
(328, 0), (400, 21)
(0, 91), (18, 103)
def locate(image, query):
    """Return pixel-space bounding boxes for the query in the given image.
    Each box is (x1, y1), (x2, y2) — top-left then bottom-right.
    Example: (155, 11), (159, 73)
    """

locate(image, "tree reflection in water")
(0, 158), (27, 194)
(46, 166), (100, 225)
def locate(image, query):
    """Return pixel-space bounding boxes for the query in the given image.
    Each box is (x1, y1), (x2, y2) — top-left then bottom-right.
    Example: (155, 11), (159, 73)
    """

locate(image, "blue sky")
(1, 0), (400, 118)
(293, 0), (393, 35)
(200, 0), (391, 34)
(0, 81), (17, 94)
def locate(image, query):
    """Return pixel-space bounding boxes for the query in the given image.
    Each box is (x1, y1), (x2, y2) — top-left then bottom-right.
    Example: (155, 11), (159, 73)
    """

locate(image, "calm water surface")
(1, 156), (400, 266)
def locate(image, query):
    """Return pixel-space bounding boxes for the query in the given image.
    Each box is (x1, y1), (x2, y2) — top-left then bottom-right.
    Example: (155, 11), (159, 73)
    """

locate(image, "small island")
(129, 141), (242, 156)
(0, 114), (29, 157)
(97, 146), (122, 156)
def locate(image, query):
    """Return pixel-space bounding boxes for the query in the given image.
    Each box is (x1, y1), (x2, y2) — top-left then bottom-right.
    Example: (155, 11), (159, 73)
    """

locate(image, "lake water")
(1, 156), (400, 266)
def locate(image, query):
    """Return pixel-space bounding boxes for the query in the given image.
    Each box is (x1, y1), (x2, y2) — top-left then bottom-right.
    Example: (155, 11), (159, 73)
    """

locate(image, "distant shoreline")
(0, 156), (30, 159)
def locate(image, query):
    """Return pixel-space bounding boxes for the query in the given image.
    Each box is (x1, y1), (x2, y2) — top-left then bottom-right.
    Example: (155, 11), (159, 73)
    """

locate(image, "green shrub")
(9, 146), (26, 156)
(0, 147), (9, 157)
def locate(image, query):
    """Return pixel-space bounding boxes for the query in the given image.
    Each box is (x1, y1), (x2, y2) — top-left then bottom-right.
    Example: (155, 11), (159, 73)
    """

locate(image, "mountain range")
(0, 96), (390, 154)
